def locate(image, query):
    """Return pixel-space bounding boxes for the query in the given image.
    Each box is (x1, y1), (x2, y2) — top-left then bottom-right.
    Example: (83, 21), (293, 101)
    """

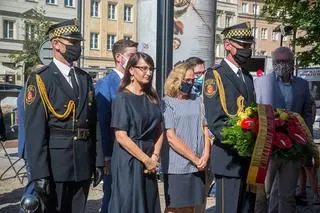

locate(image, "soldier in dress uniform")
(203, 22), (256, 213)
(24, 19), (103, 213)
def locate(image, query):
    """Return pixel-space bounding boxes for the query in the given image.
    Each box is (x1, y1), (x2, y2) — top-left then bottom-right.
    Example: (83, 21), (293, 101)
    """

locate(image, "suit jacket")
(24, 62), (104, 182)
(17, 88), (25, 159)
(254, 72), (313, 132)
(203, 60), (255, 177)
(95, 70), (121, 159)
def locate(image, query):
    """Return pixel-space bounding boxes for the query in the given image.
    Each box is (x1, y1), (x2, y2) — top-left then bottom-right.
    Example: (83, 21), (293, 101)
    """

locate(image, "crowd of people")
(13, 19), (320, 213)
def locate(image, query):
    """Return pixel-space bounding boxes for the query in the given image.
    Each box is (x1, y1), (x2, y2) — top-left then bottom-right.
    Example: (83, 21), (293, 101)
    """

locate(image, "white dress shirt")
(53, 58), (79, 87)
(224, 58), (245, 83)
(114, 68), (124, 79)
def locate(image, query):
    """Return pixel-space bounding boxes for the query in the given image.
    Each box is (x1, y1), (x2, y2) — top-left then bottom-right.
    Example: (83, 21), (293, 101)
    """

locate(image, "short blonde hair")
(164, 62), (193, 97)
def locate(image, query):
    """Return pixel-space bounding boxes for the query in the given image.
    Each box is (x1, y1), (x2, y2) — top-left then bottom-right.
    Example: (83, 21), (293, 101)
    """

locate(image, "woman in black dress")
(108, 52), (163, 213)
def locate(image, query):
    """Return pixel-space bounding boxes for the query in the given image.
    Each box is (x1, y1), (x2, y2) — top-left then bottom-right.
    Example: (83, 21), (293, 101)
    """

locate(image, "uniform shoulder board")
(35, 65), (48, 74)
(210, 63), (222, 71)
(204, 64), (221, 74)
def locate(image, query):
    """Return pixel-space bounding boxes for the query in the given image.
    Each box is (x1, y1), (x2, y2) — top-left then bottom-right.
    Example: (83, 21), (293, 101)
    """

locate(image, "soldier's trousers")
(47, 179), (91, 213)
(215, 175), (256, 213)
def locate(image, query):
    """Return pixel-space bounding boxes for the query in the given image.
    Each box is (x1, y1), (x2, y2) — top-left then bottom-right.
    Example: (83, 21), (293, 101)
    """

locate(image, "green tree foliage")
(261, 0), (319, 67)
(10, 8), (51, 74)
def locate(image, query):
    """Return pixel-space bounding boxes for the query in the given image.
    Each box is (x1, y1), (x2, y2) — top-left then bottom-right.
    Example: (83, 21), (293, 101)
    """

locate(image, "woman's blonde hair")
(164, 62), (193, 97)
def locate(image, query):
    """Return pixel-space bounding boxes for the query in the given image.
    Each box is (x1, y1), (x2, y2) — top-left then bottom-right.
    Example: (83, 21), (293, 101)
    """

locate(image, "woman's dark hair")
(119, 52), (159, 103)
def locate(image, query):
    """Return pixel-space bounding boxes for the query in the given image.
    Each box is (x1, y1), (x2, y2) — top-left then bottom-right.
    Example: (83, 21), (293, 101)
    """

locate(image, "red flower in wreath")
(241, 118), (255, 130)
(273, 132), (293, 149)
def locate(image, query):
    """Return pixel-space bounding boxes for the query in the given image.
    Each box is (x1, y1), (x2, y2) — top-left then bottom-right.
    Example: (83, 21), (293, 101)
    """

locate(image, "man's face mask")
(193, 74), (204, 93)
(60, 41), (81, 63)
(120, 54), (129, 70)
(274, 61), (294, 77)
(233, 48), (252, 65)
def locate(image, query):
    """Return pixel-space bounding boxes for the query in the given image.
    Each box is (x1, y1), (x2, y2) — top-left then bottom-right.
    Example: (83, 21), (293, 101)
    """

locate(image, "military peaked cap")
(221, 22), (254, 44)
(47, 19), (83, 41)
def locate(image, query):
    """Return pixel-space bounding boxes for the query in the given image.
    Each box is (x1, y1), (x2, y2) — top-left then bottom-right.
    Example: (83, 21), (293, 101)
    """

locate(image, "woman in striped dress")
(161, 61), (211, 213)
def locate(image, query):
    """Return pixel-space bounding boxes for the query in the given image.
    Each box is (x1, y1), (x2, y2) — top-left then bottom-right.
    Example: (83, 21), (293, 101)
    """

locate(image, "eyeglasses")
(134, 66), (156, 73)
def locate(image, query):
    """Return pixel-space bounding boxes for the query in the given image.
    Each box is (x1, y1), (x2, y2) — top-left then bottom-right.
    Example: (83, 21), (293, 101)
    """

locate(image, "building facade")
(215, 0), (238, 62)
(237, 0), (292, 57)
(82, 0), (137, 74)
(0, 0), (77, 85)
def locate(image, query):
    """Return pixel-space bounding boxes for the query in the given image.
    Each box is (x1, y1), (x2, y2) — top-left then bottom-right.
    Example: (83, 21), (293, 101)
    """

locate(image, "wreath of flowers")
(221, 106), (316, 159)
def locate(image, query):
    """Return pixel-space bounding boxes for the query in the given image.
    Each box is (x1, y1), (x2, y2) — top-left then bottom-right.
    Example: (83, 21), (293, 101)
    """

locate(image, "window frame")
(225, 16), (232, 28)
(123, 35), (132, 40)
(90, 32), (99, 49)
(46, 0), (57, 5)
(272, 31), (279, 40)
(91, 0), (100, 17)
(108, 3), (117, 20)
(25, 23), (36, 40)
(260, 28), (268, 40)
(107, 34), (116, 51)
(3, 20), (14, 39)
(124, 5), (133, 22)
(64, 0), (74, 7)
(242, 3), (248, 13)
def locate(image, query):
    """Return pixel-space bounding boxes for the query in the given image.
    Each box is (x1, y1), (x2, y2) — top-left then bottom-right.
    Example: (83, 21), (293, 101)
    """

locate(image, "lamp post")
(253, 0), (257, 56)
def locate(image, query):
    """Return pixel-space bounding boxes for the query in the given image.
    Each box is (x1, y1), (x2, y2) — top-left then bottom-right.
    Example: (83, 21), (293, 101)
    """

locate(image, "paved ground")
(0, 147), (215, 212)
(1, 123), (320, 212)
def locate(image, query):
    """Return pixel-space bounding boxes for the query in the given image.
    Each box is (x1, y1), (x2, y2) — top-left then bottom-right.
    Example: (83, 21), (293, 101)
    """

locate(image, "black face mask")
(233, 48), (252, 65)
(62, 43), (81, 63)
(180, 81), (193, 94)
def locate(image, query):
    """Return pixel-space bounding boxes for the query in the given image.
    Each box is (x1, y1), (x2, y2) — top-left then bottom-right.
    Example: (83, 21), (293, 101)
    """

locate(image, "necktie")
(69, 68), (79, 98)
(237, 69), (245, 83)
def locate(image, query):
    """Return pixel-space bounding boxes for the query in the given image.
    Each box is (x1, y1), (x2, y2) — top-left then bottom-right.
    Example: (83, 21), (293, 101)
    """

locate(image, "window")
(124, 5), (132, 22)
(225, 16), (232, 27)
(253, 4), (259, 15)
(216, 44), (221, 58)
(272, 32), (279, 40)
(46, 0), (56, 4)
(252, 27), (258, 38)
(25, 23), (36, 40)
(261, 28), (268, 40)
(216, 13), (222, 28)
(3, 20), (14, 39)
(124, 35), (132, 40)
(91, 0), (100, 17)
(64, 0), (74, 7)
(108, 3), (116, 20)
(242, 3), (248, 13)
(90, 33), (99, 49)
(107, 35), (116, 50)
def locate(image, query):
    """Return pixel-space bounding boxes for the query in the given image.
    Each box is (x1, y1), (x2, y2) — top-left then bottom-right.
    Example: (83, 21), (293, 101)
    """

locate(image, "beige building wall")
(82, 0), (137, 71)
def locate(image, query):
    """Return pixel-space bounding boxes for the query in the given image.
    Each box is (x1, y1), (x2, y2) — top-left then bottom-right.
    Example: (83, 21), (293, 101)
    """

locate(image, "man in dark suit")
(254, 47), (314, 213)
(203, 22), (256, 213)
(24, 19), (103, 213)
